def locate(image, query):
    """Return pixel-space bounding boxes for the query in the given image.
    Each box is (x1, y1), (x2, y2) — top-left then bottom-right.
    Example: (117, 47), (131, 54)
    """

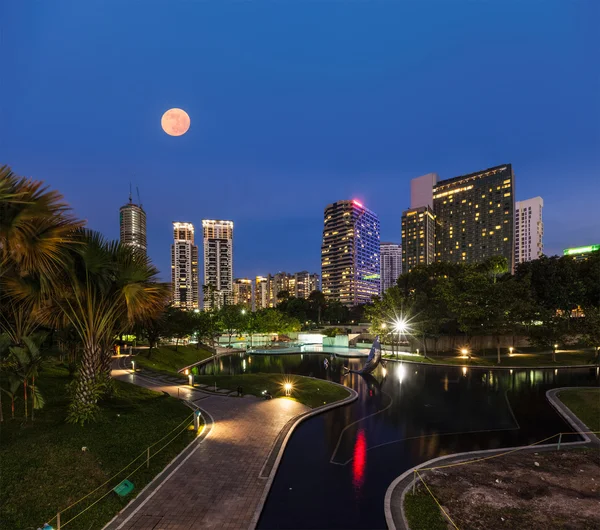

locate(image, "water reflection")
(196, 353), (598, 529)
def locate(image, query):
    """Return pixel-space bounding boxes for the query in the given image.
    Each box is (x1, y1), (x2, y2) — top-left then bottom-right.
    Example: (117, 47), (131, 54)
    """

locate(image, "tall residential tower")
(380, 242), (402, 293)
(202, 220), (234, 310)
(515, 197), (544, 264)
(171, 222), (199, 310)
(321, 199), (380, 306)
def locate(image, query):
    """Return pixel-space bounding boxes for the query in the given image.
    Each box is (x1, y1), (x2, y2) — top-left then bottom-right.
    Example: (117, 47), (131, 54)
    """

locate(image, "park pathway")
(107, 357), (309, 530)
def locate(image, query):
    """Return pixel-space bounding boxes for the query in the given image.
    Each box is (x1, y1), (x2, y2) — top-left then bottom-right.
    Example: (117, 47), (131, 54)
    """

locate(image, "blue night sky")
(3, 1), (599, 281)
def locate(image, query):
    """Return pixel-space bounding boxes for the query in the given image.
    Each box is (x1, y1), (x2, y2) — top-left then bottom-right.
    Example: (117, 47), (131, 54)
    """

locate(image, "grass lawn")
(383, 350), (598, 367)
(193, 373), (350, 409)
(558, 388), (600, 432)
(404, 487), (448, 530)
(0, 364), (197, 530)
(134, 344), (213, 376)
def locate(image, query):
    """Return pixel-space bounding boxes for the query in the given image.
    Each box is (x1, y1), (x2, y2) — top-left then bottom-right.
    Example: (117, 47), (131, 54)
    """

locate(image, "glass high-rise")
(321, 200), (380, 306)
(119, 196), (147, 255)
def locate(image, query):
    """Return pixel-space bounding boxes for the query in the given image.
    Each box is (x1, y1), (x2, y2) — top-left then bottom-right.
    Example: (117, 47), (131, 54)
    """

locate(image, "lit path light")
(284, 382), (293, 396)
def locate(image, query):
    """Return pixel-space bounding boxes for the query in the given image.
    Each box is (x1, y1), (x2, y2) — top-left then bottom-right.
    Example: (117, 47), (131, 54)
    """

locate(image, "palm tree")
(50, 230), (168, 424)
(1, 166), (82, 421)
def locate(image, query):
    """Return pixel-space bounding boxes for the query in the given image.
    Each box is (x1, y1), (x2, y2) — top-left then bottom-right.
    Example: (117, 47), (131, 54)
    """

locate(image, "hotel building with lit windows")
(380, 242), (402, 292)
(202, 220), (234, 311)
(171, 222), (199, 310)
(321, 200), (380, 306)
(254, 276), (270, 310)
(401, 206), (436, 273)
(515, 197), (544, 264)
(433, 164), (515, 270)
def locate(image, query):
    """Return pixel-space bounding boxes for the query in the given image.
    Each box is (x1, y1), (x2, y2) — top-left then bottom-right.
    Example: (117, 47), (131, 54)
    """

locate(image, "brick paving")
(108, 360), (308, 530)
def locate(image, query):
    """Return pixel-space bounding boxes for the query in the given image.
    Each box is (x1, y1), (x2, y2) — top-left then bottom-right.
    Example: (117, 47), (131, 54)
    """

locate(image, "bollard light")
(284, 382), (292, 396)
(131, 360), (135, 372)
(509, 346), (514, 356)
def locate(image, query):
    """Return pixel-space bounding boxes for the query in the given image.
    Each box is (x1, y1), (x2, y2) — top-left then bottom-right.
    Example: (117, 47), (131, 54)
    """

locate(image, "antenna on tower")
(137, 186), (142, 208)
(129, 183), (132, 203)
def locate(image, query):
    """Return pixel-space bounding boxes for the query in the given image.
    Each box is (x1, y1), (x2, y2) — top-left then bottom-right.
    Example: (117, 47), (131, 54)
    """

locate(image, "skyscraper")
(433, 164), (515, 270)
(202, 220), (233, 310)
(321, 199), (380, 306)
(515, 197), (544, 264)
(119, 192), (147, 255)
(171, 222), (199, 311)
(410, 172), (439, 209)
(401, 206), (436, 273)
(294, 271), (320, 299)
(380, 242), (402, 293)
(233, 278), (253, 309)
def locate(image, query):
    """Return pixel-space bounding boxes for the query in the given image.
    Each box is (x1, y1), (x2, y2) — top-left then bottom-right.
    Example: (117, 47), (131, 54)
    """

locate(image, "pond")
(197, 353), (599, 529)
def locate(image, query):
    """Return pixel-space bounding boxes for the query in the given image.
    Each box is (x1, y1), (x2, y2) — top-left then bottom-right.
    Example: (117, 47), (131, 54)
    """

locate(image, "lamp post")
(394, 319), (407, 360)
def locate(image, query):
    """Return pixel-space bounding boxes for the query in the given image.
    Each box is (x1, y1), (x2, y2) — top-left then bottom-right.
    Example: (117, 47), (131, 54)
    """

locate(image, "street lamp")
(241, 309), (246, 315)
(393, 318), (408, 360)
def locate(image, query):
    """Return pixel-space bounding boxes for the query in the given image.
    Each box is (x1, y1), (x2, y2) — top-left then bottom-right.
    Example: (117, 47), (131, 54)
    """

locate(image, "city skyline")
(4, 1), (598, 282)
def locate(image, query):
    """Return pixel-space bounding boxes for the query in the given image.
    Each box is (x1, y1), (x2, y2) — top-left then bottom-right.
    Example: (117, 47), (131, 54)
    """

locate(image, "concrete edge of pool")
(383, 385), (600, 530)
(249, 381), (359, 530)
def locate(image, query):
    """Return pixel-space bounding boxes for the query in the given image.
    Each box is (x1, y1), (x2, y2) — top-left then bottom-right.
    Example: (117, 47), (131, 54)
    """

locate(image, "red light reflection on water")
(352, 429), (367, 494)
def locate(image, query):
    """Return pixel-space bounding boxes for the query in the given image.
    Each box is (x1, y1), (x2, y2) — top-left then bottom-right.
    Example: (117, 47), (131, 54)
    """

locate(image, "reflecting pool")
(197, 353), (599, 529)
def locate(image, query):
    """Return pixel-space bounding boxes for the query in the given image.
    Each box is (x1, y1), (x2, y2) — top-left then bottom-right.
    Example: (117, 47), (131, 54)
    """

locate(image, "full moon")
(161, 108), (190, 136)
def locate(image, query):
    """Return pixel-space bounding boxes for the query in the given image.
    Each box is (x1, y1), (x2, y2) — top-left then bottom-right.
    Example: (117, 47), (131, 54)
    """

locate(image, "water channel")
(197, 353), (599, 529)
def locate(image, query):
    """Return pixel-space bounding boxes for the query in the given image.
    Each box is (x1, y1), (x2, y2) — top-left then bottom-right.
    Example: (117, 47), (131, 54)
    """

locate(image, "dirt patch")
(419, 449), (600, 530)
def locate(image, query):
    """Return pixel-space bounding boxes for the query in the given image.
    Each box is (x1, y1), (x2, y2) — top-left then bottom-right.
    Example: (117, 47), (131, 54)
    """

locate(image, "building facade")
(380, 242), (402, 293)
(410, 172), (439, 209)
(321, 199), (380, 306)
(401, 206), (436, 273)
(202, 220), (234, 311)
(433, 164), (515, 270)
(171, 222), (199, 310)
(294, 271), (320, 299)
(254, 276), (270, 310)
(119, 196), (147, 255)
(515, 197), (544, 264)
(233, 278), (253, 308)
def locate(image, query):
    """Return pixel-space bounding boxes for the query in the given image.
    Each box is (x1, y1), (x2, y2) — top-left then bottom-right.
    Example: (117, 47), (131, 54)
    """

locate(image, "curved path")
(384, 386), (600, 530)
(106, 356), (310, 530)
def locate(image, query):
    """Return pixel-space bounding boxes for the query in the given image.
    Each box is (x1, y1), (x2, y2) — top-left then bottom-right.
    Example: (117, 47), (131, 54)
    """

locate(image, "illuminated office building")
(515, 197), (544, 264)
(171, 222), (199, 310)
(321, 199), (380, 306)
(401, 207), (436, 273)
(433, 164), (515, 270)
(202, 220), (234, 310)
(255, 276), (270, 310)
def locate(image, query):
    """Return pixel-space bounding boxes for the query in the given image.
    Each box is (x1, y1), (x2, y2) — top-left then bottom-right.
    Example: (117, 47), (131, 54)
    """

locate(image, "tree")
(323, 301), (349, 324)
(308, 290), (326, 324)
(189, 310), (215, 349)
(51, 230), (168, 425)
(1, 375), (21, 420)
(163, 306), (193, 351)
(219, 304), (246, 346)
(10, 333), (47, 421)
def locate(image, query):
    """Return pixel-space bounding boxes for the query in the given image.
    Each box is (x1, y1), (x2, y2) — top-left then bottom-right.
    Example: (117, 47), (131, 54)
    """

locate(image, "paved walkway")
(107, 357), (309, 530)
